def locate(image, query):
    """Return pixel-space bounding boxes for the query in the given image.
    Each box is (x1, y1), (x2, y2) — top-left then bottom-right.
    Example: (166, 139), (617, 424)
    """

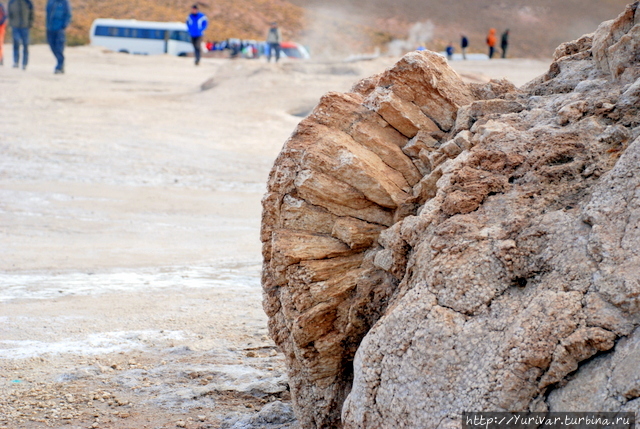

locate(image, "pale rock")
(468, 99), (525, 118)
(411, 158), (430, 176)
(364, 87), (441, 138)
(452, 104), (473, 134)
(453, 130), (474, 151)
(440, 140), (463, 158)
(416, 148), (433, 171)
(592, 1), (639, 80)
(553, 34), (594, 61)
(557, 100), (588, 125)
(470, 78), (519, 100)
(402, 130), (439, 158)
(227, 401), (297, 429)
(548, 327), (640, 412)
(413, 168), (443, 205)
(598, 124), (632, 145)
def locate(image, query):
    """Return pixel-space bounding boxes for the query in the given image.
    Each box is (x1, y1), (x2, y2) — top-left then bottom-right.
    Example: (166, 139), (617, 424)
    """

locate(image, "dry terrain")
(0, 45), (548, 428)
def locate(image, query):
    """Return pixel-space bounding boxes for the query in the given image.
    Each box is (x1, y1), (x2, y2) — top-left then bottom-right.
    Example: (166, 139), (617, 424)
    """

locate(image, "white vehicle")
(90, 19), (194, 56)
(280, 42), (310, 60)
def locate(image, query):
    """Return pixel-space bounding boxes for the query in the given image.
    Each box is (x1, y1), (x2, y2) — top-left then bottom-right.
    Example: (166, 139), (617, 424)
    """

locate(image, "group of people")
(186, 4), (283, 65)
(486, 28), (509, 59)
(0, 1), (283, 72)
(0, 0), (71, 73)
(445, 30), (509, 61)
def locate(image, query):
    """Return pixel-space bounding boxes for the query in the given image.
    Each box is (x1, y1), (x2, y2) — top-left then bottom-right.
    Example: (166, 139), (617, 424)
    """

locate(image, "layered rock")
(262, 2), (640, 428)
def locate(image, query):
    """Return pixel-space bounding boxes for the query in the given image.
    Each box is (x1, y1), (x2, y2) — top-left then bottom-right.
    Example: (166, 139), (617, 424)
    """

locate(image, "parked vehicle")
(279, 42), (310, 59)
(90, 19), (194, 56)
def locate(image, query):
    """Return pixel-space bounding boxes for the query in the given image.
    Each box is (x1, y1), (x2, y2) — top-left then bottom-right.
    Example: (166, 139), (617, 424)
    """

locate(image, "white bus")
(90, 19), (194, 56)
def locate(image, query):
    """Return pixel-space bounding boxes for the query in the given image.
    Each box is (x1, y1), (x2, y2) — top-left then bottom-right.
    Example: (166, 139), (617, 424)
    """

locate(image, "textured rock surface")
(262, 3), (640, 428)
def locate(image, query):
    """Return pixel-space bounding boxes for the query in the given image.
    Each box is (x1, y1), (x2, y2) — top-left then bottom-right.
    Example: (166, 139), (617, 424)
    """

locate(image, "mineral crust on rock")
(261, 3), (640, 428)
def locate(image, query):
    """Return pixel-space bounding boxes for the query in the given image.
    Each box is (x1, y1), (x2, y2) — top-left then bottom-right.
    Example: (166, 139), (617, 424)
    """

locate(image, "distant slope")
(291, 0), (632, 58)
(27, 0), (305, 46)
(22, 0), (632, 59)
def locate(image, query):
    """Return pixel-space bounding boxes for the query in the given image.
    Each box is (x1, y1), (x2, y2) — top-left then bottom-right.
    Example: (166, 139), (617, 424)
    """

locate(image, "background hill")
(290, 0), (633, 58)
(22, 0), (632, 59)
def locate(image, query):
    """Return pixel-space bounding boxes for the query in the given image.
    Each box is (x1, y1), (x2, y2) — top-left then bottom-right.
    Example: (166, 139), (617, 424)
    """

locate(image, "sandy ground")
(0, 44), (549, 429)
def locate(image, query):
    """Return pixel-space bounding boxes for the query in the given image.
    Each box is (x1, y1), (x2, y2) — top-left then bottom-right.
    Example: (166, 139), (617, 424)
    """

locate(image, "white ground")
(0, 44), (549, 428)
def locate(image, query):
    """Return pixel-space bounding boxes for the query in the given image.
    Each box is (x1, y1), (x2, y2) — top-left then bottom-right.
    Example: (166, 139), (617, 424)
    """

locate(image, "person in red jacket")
(486, 28), (497, 59)
(0, 2), (6, 65)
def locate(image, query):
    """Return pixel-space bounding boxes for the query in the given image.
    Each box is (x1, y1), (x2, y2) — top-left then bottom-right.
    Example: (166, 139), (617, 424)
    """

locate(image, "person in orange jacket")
(486, 28), (497, 59)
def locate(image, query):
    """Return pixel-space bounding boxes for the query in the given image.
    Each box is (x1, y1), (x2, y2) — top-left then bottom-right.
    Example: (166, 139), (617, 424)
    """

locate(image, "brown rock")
(298, 122), (411, 208)
(377, 50), (476, 131)
(271, 229), (353, 263)
(294, 169), (394, 226)
(262, 7), (640, 427)
(281, 195), (336, 235)
(332, 217), (386, 251)
(295, 254), (365, 283)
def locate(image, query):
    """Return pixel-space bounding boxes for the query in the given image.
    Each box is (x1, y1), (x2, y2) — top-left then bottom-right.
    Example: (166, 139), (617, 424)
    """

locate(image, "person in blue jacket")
(186, 4), (207, 65)
(46, 0), (71, 74)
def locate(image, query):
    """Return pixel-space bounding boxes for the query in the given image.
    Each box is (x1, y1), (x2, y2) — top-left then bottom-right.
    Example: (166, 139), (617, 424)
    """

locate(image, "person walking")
(460, 34), (468, 60)
(445, 42), (454, 61)
(46, 0), (71, 74)
(186, 4), (207, 65)
(501, 29), (509, 59)
(7, 0), (33, 69)
(0, 2), (7, 66)
(486, 28), (497, 59)
(266, 22), (281, 63)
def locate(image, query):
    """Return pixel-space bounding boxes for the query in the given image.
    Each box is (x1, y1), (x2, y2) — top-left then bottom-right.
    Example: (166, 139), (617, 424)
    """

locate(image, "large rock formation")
(261, 3), (640, 428)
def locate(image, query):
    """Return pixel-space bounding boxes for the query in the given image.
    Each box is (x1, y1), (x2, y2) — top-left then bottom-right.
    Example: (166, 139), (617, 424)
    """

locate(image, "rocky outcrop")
(261, 2), (640, 428)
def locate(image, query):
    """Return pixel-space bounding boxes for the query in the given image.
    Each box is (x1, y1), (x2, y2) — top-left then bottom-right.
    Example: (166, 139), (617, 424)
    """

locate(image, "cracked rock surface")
(261, 2), (640, 428)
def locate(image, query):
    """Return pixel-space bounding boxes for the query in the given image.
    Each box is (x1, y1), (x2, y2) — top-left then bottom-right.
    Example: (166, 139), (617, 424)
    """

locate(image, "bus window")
(95, 26), (109, 37)
(170, 30), (190, 42)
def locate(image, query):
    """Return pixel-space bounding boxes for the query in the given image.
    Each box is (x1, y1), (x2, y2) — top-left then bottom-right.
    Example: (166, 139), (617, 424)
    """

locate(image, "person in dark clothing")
(266, 22), (281, 63)
(7, 0), (33, 69)
(460, 34), (468, 60)
(501, 29), (509, 59)
(186, 4), (207, 65)
(46, 0), (71, 74)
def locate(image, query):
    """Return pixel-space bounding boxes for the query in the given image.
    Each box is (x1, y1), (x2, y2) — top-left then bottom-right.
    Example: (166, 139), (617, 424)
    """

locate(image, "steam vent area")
(261, 2), (640, 428)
